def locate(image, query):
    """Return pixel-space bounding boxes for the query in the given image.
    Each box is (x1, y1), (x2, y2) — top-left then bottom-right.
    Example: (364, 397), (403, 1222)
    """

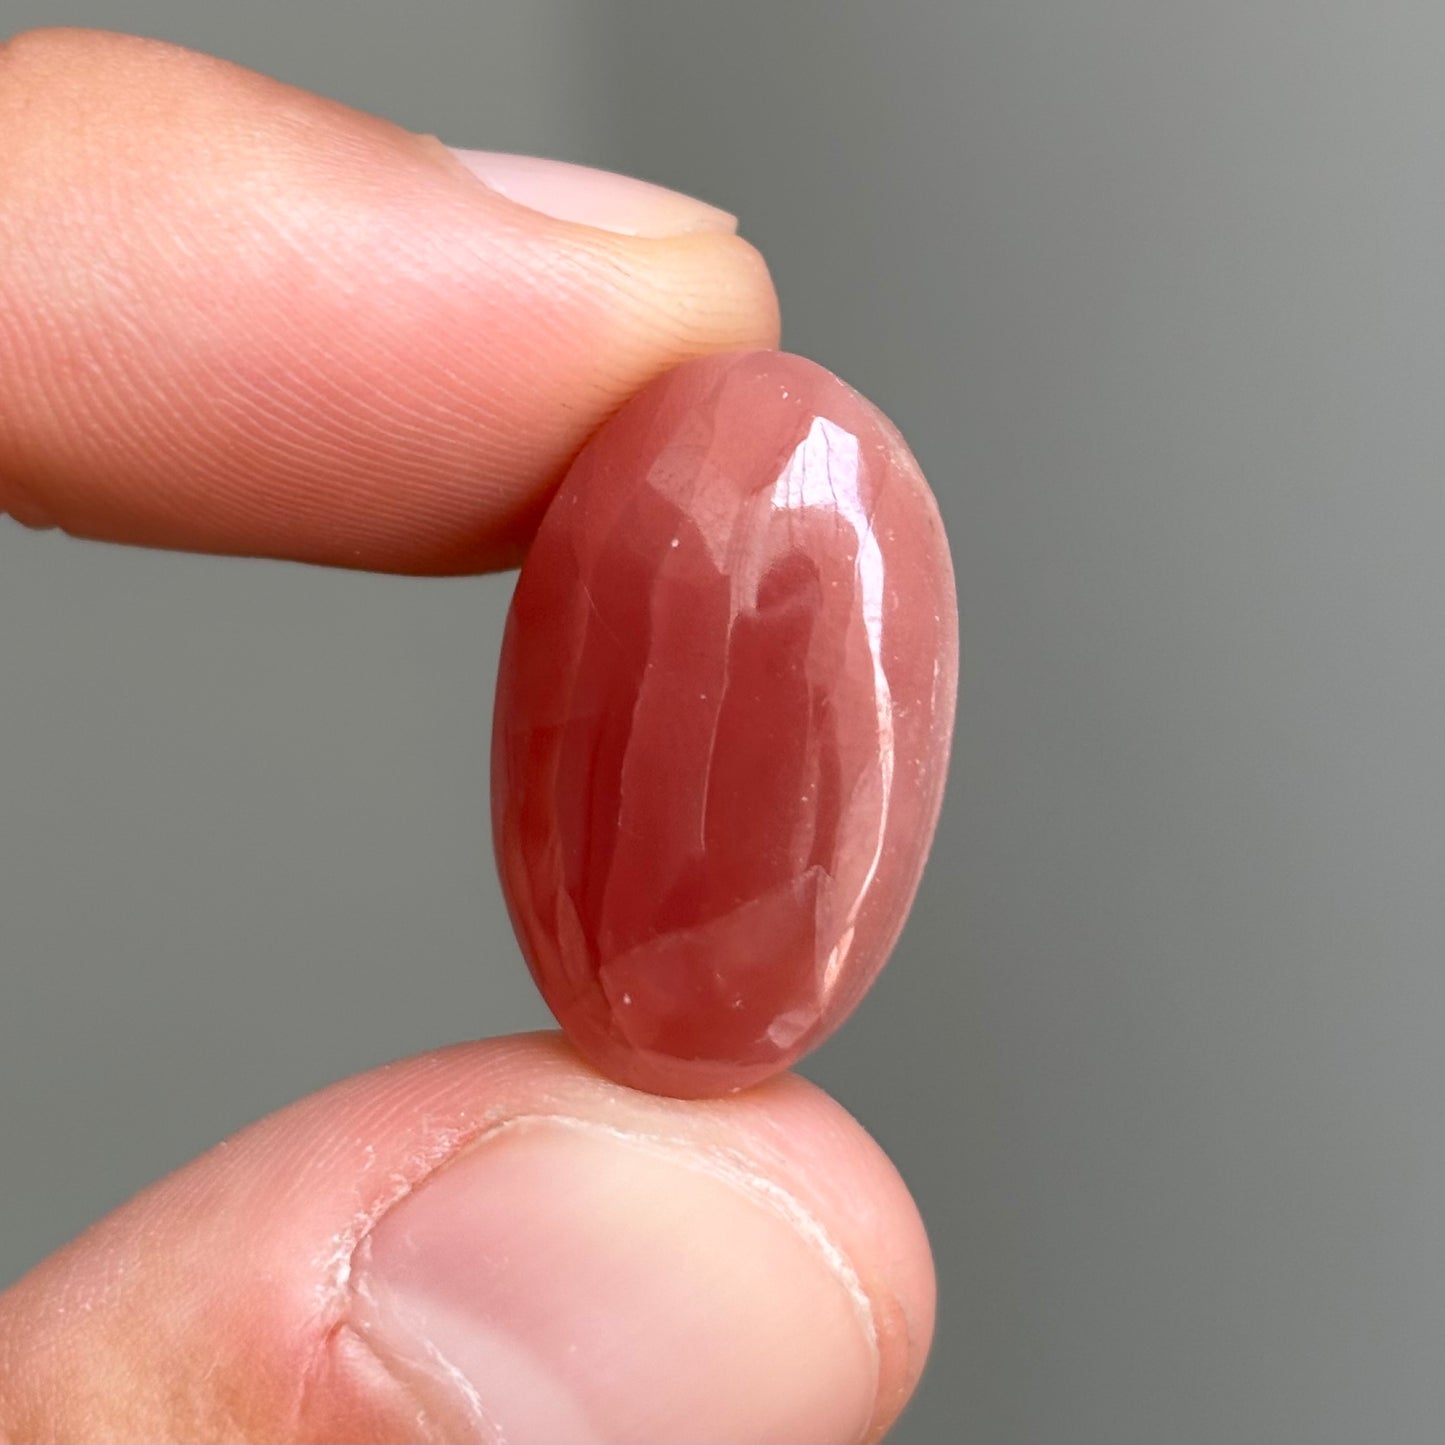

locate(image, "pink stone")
(492, 351), (958, 1096)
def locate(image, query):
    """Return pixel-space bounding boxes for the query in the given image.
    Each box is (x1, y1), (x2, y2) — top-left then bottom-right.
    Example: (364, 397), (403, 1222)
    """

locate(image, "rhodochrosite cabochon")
(492, 350), (958, 1097)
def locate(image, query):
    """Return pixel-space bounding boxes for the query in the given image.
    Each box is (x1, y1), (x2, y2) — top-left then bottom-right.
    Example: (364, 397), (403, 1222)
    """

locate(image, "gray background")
(3, 3), (1444, 1442)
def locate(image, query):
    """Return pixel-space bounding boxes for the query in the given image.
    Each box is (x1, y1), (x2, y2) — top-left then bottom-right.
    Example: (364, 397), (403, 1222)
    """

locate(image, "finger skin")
(0, 29), (779, 572)
(0, 1034), (932, 1443)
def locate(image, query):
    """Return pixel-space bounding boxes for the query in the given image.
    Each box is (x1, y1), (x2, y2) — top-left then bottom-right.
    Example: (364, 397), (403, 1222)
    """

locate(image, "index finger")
(0, 29), (779, 573)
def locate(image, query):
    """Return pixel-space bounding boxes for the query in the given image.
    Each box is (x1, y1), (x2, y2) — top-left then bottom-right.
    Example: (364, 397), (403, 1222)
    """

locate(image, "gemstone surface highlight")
(492, 351), (957, 1096)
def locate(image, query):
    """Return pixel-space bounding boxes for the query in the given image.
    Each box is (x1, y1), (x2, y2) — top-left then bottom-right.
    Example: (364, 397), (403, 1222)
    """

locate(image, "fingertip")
(0, 30), (782, 572)
(0, 1035), (932, 1443)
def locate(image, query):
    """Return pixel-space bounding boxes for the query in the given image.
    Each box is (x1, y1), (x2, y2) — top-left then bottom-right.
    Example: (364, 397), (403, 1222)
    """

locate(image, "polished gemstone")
(492, 351), (958, 1096)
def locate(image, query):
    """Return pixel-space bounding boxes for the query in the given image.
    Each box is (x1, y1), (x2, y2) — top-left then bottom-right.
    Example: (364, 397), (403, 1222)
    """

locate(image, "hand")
(0, 29), (934, 1444)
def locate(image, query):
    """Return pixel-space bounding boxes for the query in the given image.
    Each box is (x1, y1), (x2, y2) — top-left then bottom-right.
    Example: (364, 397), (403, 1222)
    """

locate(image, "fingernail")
(350, 1117), (878, 1444)
(447, 150), (738, 238)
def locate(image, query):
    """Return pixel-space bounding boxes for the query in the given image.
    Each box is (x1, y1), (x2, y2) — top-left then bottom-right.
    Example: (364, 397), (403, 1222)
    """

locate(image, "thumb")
(0, 1034), (933, 1444)
(0, 28), (779, 573)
